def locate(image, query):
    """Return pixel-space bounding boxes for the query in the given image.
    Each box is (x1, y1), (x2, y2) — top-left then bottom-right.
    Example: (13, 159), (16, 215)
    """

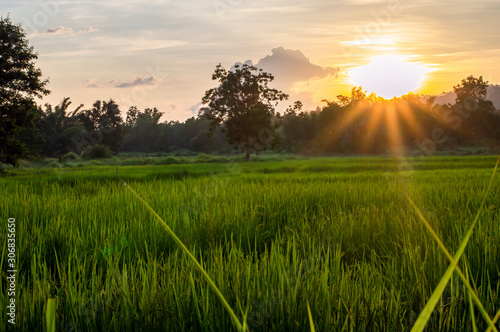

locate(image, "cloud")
(83, 76), (165, 88)
(231, 47), (341, 109)
(112, 76), (162, 88)
(45, 26), (73, 35)
(189, 102), (203, 115)
(79, 27), (99, 34)
(82, 78), (101, 88)
(234, 47), (340, 85)
(42, 26), (98, 36)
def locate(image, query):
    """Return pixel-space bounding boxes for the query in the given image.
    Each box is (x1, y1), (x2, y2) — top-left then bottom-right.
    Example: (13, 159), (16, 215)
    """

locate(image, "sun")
(350, 55), (431, 99)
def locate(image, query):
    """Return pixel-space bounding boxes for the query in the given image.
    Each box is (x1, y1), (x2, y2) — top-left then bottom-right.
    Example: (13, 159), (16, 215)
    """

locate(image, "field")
(1, 155), (500, 331)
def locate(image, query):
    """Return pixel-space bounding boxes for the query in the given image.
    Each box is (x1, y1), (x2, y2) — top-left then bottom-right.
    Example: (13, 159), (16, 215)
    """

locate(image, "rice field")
(1, 155), (500, 331)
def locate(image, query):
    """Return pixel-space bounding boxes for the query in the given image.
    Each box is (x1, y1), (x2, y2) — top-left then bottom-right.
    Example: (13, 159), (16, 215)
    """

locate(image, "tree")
(0, 16), (50, 166)
(125, 106), (140, 128)
(38, 98), (85, 157)
(76, 99), (124, 153)
(123, 107), (167, 152)
(453, 75), (498, 141)
(453, 75), (490, 110)
(199, 63), (288, 161)
(336, 86), (367, 107)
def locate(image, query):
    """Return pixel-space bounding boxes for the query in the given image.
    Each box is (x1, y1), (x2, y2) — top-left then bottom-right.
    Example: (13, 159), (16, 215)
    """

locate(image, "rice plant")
(1, 155), (499, 331)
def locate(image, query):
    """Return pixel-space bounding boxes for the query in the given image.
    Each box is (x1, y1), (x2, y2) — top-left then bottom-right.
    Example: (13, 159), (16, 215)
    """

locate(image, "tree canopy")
(199, 63), (288, 161)
(0, 16), (50, 166)
(452, 75), (497, 141)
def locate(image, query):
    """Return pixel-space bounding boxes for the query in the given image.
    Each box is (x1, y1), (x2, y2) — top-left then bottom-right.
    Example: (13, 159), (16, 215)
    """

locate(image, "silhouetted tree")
(125, 106), (140, 128)
(123, 107), (168, 152)
(452, 75), (498, 142)
(38, 98), (85, 157)
(0, 16), (50, 166)
(77, 100), (124, 153)
(200, 63), (288, 161)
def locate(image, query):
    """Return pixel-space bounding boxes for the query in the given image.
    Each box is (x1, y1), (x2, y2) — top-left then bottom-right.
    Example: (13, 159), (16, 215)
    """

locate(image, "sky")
(3, 0), (500, 121)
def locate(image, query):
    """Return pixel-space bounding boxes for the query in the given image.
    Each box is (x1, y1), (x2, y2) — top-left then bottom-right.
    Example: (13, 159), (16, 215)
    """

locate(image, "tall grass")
(0, 156), (499, 331)
(409, 157), (500, 332)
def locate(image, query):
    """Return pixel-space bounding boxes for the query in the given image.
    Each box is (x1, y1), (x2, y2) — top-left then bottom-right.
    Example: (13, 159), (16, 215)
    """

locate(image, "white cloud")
(39, 26), (99, 36)
(83, 76), (166, 88)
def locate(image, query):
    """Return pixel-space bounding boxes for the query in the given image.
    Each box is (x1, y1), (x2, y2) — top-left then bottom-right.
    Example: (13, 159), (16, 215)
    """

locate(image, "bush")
(17, 159), (31, 168)
(81, 145), (113, 160)
(59, 152), (80, 163)
(155, 156), (181, 165)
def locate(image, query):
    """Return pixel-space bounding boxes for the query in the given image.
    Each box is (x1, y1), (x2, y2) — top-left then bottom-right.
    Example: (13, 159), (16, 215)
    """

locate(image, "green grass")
(1, 156), (499, 331)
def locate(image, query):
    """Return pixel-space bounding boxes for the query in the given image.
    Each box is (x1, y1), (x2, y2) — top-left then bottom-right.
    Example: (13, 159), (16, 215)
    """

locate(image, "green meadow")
(1, 155), (499, 331)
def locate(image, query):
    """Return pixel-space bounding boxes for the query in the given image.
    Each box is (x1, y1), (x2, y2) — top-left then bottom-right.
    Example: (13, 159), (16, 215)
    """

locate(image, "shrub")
(17, 159), (31, 168)
(59, 152), (79, 163)
(81, 145), (113, 160)
(156, 156), (181, 165)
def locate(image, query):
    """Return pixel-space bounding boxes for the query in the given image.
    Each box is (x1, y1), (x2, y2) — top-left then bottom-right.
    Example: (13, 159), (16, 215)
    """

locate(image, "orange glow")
(350, 55), (433, 99)
(311, 94), (441, 155)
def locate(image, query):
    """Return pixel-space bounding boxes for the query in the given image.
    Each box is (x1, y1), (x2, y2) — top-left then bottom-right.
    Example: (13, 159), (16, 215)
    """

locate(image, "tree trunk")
(245, 148), (250, 162)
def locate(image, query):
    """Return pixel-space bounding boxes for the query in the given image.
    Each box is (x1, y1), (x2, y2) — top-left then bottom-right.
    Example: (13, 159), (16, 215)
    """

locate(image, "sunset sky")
(4, 0), (500, 120)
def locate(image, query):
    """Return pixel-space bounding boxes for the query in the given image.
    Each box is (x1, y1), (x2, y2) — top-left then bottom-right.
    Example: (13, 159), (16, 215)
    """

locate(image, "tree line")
(1, 16), (500, 167)
(16, 73), (500, 164)
(22, 98), (230, 160)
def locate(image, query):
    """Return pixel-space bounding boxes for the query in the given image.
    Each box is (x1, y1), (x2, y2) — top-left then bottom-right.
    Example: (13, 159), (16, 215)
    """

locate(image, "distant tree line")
(2, 16), (500, 167)
(20, 99), (232, 161)
(276, 76), (500, 156)
(15, 74), (499, 163)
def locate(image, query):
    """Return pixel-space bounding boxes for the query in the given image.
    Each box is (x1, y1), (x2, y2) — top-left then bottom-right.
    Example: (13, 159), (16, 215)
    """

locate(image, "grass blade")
(119, 177), (245, 331)
(490, 309), (500, 331)
(465, 262), (478, 332)
(307, 301), (316, 332)
(46, 298), (56, 332)
(410, 157), (499, 332)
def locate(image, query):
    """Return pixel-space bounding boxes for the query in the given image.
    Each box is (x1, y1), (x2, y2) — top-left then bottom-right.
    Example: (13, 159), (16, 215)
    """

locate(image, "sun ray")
(362, 102), (385, 152)
(384, 102), (404, 154)
(332, 101), (370, 134)
(310, 101), (370, 153)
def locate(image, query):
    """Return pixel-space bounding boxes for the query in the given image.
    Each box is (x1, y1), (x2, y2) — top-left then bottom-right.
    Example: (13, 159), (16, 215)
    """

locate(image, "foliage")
(278, 80), (500, 155)
(2, 68), (500, 165)
(453, 75), (490, 109)
(0, 16), (50, 166)
(200, 63), (288, 161)
(452, 75), (498, 141)
(76, 99), (124, 153)
(123, 107), (169, 152)
(1, 156), (499, 331)
(37, 98), (85, 157)
(58, 151), (80, 163)
(81, 144), (113, 159)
